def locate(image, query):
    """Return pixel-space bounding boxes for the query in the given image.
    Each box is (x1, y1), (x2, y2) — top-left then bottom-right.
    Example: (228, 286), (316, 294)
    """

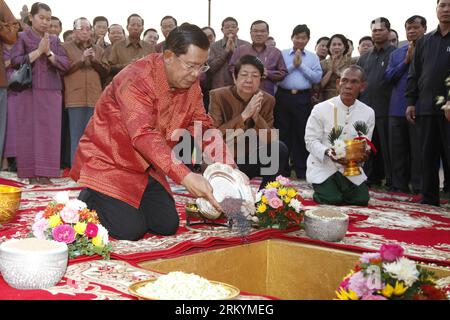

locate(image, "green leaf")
(328, 126), (343, 145)
(353, 121), (369, 136)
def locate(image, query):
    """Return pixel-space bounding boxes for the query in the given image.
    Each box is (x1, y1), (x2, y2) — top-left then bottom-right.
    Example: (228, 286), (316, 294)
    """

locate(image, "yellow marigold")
(335, 288), (359, 300)
(49, 214), (62, 228)
(261, 196), (268, 204)
(257, 203), (267, 214)
(278, 188), (287, 196)
(287, 188), (297, 198)
(74, 222), (87, 235)
(92, 235), (103, 247)
(284, 197), (291, 204)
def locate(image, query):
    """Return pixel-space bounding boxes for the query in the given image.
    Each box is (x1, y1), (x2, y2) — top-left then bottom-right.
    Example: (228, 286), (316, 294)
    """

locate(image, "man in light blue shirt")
(275, 24), (322, 179)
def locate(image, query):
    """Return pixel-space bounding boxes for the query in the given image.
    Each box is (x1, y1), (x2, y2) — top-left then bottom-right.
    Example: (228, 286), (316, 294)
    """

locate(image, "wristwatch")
(47, 51), (54, 58)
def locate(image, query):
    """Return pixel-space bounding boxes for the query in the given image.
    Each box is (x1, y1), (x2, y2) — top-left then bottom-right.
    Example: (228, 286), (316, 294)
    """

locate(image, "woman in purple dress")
(3, 43), (17, 169)
(11, 2), (69, 184)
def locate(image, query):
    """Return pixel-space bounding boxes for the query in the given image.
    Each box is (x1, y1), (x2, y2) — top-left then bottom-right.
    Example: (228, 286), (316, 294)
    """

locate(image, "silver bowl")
(0, 238), (68, 289)
(304, 208), (349, 242)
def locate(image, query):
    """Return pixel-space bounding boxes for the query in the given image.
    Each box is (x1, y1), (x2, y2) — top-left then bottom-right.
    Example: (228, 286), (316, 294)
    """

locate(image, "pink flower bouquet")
(31, 191), (112, 259)
(336, 244), (447, 300)
(253, 176), (305, 229)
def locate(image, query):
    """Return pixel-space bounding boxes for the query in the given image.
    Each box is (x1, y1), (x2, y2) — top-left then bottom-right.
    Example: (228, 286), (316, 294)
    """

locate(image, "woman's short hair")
(234, 55), (264, 78)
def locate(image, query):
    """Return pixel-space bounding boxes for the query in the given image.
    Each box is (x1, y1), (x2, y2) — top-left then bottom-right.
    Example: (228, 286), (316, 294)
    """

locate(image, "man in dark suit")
(384, 15), (427, 194)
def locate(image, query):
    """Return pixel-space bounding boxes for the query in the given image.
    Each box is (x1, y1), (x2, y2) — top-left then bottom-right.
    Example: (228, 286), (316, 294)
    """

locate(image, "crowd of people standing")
(1, 0), (449, 209)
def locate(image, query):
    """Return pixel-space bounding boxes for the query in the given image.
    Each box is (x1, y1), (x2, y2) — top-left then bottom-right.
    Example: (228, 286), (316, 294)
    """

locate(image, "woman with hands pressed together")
(11, 2), (69, 185)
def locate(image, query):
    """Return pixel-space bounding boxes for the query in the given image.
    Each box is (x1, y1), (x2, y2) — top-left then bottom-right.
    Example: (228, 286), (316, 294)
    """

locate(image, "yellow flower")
(261, 196), (269, 204)
(265, 181), (280, 189)
(335, 288), (359, 300)
(278, 188), (287, 196)
(284, 197), (291, 204)
(257, 203), (267, 214)
(92, 235), (103, 247)
(287, 188), (297, 198)
(49, 215), (62, 228)
(392, 281), (408, 296)
(74, 222), (87, 235)
(381, 283), (394, 298)
(381, 281), (408, 297)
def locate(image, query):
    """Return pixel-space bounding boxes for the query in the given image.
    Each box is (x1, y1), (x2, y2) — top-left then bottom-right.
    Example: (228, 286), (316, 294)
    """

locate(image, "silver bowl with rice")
(0, 238), (68, 289)
(304, 208), (349, 242)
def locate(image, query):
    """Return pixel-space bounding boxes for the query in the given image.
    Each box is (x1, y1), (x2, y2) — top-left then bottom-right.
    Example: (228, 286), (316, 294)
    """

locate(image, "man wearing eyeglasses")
(70, 24), (233, 241)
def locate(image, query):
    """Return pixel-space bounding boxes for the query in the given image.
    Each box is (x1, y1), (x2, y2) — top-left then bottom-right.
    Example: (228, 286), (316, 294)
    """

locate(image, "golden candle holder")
(0, 185), (22, 225)
(343, 139), (366, 176)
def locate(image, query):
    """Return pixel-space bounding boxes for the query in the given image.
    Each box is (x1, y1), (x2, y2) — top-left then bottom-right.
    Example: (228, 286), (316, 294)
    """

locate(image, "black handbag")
(8, 58), (32, 92)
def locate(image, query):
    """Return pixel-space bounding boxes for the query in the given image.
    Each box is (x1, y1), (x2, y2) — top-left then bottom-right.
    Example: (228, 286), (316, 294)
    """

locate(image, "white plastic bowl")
(0, 238), (68, 289)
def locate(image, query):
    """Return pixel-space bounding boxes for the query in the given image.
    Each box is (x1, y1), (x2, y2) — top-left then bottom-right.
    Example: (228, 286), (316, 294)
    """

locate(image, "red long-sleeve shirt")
(70, 53), (234, 208)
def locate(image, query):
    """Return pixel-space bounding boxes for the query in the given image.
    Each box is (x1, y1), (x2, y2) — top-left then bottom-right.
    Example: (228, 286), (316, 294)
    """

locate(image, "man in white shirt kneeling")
(304, 65), (375, 205)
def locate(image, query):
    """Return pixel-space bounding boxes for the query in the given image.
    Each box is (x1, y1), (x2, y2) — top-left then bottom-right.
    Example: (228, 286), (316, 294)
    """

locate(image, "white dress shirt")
(305, 96), (375, 186)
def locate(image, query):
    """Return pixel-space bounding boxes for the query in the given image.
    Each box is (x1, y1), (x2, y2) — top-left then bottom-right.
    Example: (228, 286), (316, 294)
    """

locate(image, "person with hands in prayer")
(305, 65), (375, 206)
(209, 55), (288, 190)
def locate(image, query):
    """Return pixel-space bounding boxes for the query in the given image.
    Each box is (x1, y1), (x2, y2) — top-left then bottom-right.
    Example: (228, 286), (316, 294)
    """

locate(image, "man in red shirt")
(70, 24), (233, 240)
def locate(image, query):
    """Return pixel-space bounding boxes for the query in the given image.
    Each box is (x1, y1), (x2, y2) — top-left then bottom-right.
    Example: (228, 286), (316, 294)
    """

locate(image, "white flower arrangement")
(383, 257), (420, 287)
(332, 139), (347, 159)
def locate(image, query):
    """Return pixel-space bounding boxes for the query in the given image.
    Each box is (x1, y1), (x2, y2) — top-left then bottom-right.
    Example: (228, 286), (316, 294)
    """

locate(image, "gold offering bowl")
(343, 139), (366, 176)
(0, 185), (22, 225)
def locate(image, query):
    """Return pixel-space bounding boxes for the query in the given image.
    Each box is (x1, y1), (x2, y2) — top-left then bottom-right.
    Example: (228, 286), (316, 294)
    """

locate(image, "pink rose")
(380, 244), (404, 262)
(275, 175), (290, 185)
(32, 218), (49, 240)
(60, 206), (80, 224)
(268, 197), (283, 209)
(52, 224), (76, 244)
(85, 222), (98, 238)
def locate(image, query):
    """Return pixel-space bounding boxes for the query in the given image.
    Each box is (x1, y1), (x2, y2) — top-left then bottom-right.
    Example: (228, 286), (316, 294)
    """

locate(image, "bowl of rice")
(0, 238), (68, 289)
(129, 271), (240, 300)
